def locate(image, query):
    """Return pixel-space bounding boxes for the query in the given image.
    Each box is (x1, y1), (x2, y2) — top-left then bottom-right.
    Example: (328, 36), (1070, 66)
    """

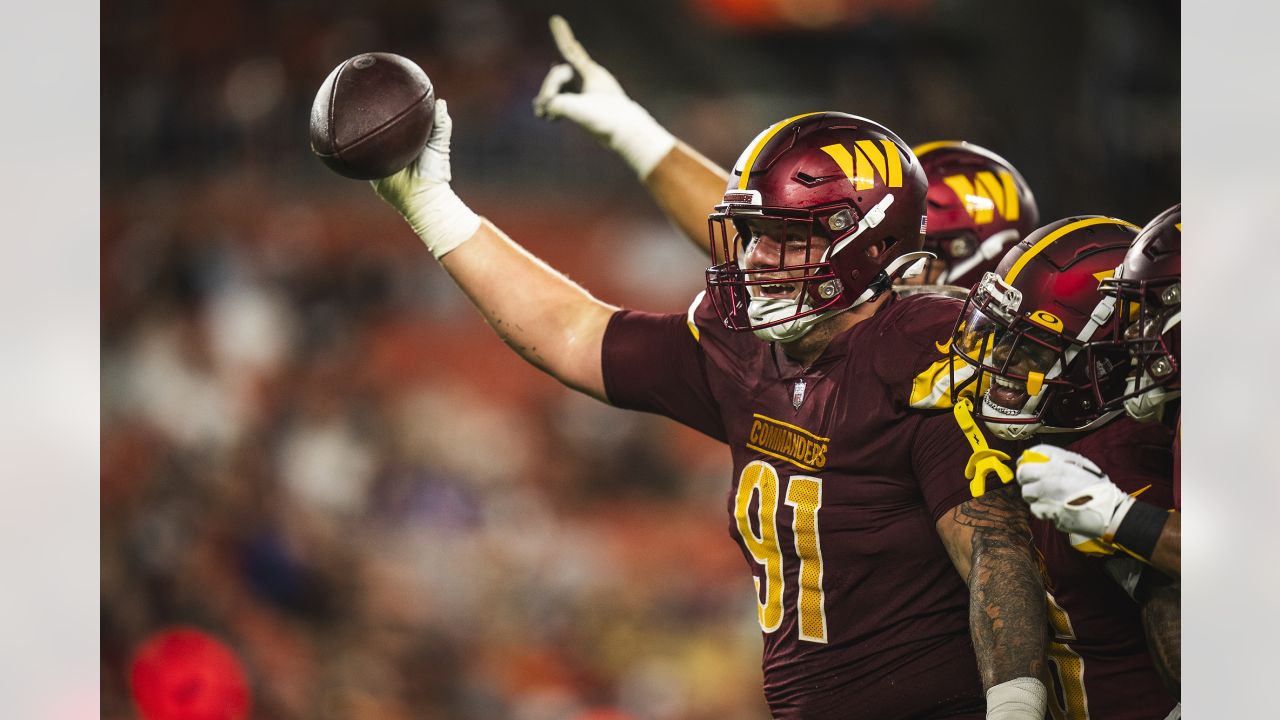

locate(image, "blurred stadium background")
(100, 0), (1178, 717)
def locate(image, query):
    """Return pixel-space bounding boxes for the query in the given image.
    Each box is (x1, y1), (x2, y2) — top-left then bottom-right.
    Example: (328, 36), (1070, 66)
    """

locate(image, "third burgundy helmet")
(705, 112), (930, 342)
(912, 140), (1039, 288)
(1095, 203), (1182, 420)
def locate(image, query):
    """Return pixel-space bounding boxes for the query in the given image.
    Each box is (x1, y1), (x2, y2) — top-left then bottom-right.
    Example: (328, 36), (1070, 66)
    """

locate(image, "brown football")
(309, 52), (435, 180)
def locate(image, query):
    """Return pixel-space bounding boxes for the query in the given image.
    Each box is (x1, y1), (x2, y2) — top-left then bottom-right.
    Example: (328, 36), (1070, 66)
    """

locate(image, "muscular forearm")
(1142, 580), (1181, 699)
(942, 487), (1048, 690)
(440, 219), (616, 400)
(644, 141), (728, 257)
(374, 101), (615, 401)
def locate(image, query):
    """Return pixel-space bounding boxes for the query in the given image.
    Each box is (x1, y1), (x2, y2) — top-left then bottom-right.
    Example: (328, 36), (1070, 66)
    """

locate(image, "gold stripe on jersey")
(685, 291), (705, 342)
(738, 112), (825, 190)
(1004, 217), (1139, 284)
(909, 354), (984, 411)
(908, 335), (988, 411)
(747, 414), (829, 472)
(1045, 592), (1090, 720)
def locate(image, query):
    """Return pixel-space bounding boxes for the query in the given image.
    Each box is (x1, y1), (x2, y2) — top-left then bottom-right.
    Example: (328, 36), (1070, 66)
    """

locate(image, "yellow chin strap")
(953, 397), (1015, 497)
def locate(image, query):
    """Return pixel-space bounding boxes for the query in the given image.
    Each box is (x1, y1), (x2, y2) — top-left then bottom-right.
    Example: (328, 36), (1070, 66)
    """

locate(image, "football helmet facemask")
(948, 216), (1139, 440)
(911, 141), (1039, 288)
(1094, 204), (1182, 420)
(705, 112), (930, 342)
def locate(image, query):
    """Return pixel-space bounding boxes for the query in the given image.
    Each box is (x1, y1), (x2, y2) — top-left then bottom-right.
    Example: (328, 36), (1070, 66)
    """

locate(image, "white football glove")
(1016, 444), (1135, 541)
(372, 99), (480, 259)
(533, 15), (676, 179)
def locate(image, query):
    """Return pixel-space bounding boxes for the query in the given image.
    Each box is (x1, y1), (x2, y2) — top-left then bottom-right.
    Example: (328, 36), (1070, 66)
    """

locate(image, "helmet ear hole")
(864, 240), (884, 258)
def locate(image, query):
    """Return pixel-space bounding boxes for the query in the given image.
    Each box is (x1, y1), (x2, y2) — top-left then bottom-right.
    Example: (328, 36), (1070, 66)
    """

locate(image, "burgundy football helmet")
(947, 216), (1139, 440)
(912, 141), (1039, 288)
(1094, 204), (1181, 420)
(705, 112), (930, 342)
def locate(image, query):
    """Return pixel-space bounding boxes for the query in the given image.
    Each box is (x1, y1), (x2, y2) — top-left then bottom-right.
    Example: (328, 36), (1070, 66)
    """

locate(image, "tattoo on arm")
(1142, 580), (1181, 699)
(939, 485), (1047, 690)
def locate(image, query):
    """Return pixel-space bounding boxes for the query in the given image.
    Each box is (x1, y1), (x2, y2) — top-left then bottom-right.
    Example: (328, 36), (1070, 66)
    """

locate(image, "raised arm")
(533, 15), (725, 255)
(936, 486), (1049, 719)
(645, 142), (728, 254)
(375, 100), (616, 401)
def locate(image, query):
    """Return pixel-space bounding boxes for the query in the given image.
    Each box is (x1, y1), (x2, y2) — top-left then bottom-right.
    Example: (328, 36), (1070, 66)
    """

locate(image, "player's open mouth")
(984, 376), (1028, 414)
(759, 282), (798, 298)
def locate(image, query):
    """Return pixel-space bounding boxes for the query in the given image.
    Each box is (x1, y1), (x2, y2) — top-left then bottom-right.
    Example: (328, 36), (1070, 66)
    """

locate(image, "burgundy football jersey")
(603, 292), (989, 719)
(1034, 417), (1178, 720)
(1172, 414), (1181, 511)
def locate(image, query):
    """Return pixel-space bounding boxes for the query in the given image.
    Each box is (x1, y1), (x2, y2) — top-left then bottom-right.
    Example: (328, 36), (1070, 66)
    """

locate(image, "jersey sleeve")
(601, 308), (727, 442)
(873, 294), (979, 412)
(909, 410), (983, 521)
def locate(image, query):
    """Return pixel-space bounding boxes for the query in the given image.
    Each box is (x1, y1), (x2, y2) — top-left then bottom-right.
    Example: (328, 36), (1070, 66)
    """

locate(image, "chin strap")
(938, 228), (1020, 284)
(953, 397), (1014, 497)
(1034, 408), (1124, 435)
(848, 250), (937, 308)
(828, 194), (894, 257)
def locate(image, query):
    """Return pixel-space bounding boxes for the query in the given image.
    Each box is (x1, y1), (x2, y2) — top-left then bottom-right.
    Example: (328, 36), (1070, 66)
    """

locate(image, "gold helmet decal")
(819, 140), (904, 191)
(942, 171), (1021, 224)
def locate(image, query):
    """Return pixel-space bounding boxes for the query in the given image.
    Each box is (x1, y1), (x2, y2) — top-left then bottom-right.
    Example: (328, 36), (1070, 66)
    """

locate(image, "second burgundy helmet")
(912, 140), (1039, 288)
(947, 216), (1139, 440)
(705, 112), (930, 342)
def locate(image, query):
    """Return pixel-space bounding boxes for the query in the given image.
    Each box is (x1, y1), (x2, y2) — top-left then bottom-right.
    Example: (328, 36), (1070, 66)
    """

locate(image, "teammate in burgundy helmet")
(1014, 206), (1183, 702)
(907, 141), (1040, 289)
(945, 216), (1181, 714)
(532, 21), (1040, 305)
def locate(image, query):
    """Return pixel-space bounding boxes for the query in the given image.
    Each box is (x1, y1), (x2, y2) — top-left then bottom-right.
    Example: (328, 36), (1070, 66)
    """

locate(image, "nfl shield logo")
(792, 379), (807, 409)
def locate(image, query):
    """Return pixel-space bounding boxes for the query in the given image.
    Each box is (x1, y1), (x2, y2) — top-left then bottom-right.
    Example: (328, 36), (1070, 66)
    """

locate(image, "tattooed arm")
(1142, 577), (1181, 699)
(937, 485), (1048, 713)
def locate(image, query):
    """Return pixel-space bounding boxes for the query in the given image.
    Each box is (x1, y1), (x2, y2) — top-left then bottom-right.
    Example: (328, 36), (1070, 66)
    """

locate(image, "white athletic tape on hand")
(373, 99), (481, 259)
(986, 676), (1047, 720)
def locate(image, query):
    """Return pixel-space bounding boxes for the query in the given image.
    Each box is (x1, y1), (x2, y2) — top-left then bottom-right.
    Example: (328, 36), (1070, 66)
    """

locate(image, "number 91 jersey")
(602, 291), (992, 720)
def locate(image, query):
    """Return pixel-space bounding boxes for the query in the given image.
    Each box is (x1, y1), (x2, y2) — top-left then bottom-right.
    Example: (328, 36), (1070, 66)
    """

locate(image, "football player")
(1015, 205), (1182, 579)
(532, 17), (1040, 300)
(945, 216), (1181, 714)
(1013, 206), (1183, 701)
(372, 101), (1049, 718)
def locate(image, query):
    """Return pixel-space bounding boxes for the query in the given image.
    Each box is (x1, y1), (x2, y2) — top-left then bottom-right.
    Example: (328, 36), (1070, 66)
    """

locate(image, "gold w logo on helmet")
(943, 171), (1021, 225)
(820, 140), (904, 191)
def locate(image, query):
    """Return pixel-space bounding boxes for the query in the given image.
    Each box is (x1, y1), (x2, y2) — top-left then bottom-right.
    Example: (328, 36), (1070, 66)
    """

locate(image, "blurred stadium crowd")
(101, 0), (1177, 717)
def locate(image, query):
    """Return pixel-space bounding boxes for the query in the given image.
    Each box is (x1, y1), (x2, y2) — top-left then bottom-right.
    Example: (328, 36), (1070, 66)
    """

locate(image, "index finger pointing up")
(549, 15), (595, 72)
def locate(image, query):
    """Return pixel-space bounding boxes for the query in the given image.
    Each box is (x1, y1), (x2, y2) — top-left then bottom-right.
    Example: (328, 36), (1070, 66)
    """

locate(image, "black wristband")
(1114, 501), (1169, 561)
